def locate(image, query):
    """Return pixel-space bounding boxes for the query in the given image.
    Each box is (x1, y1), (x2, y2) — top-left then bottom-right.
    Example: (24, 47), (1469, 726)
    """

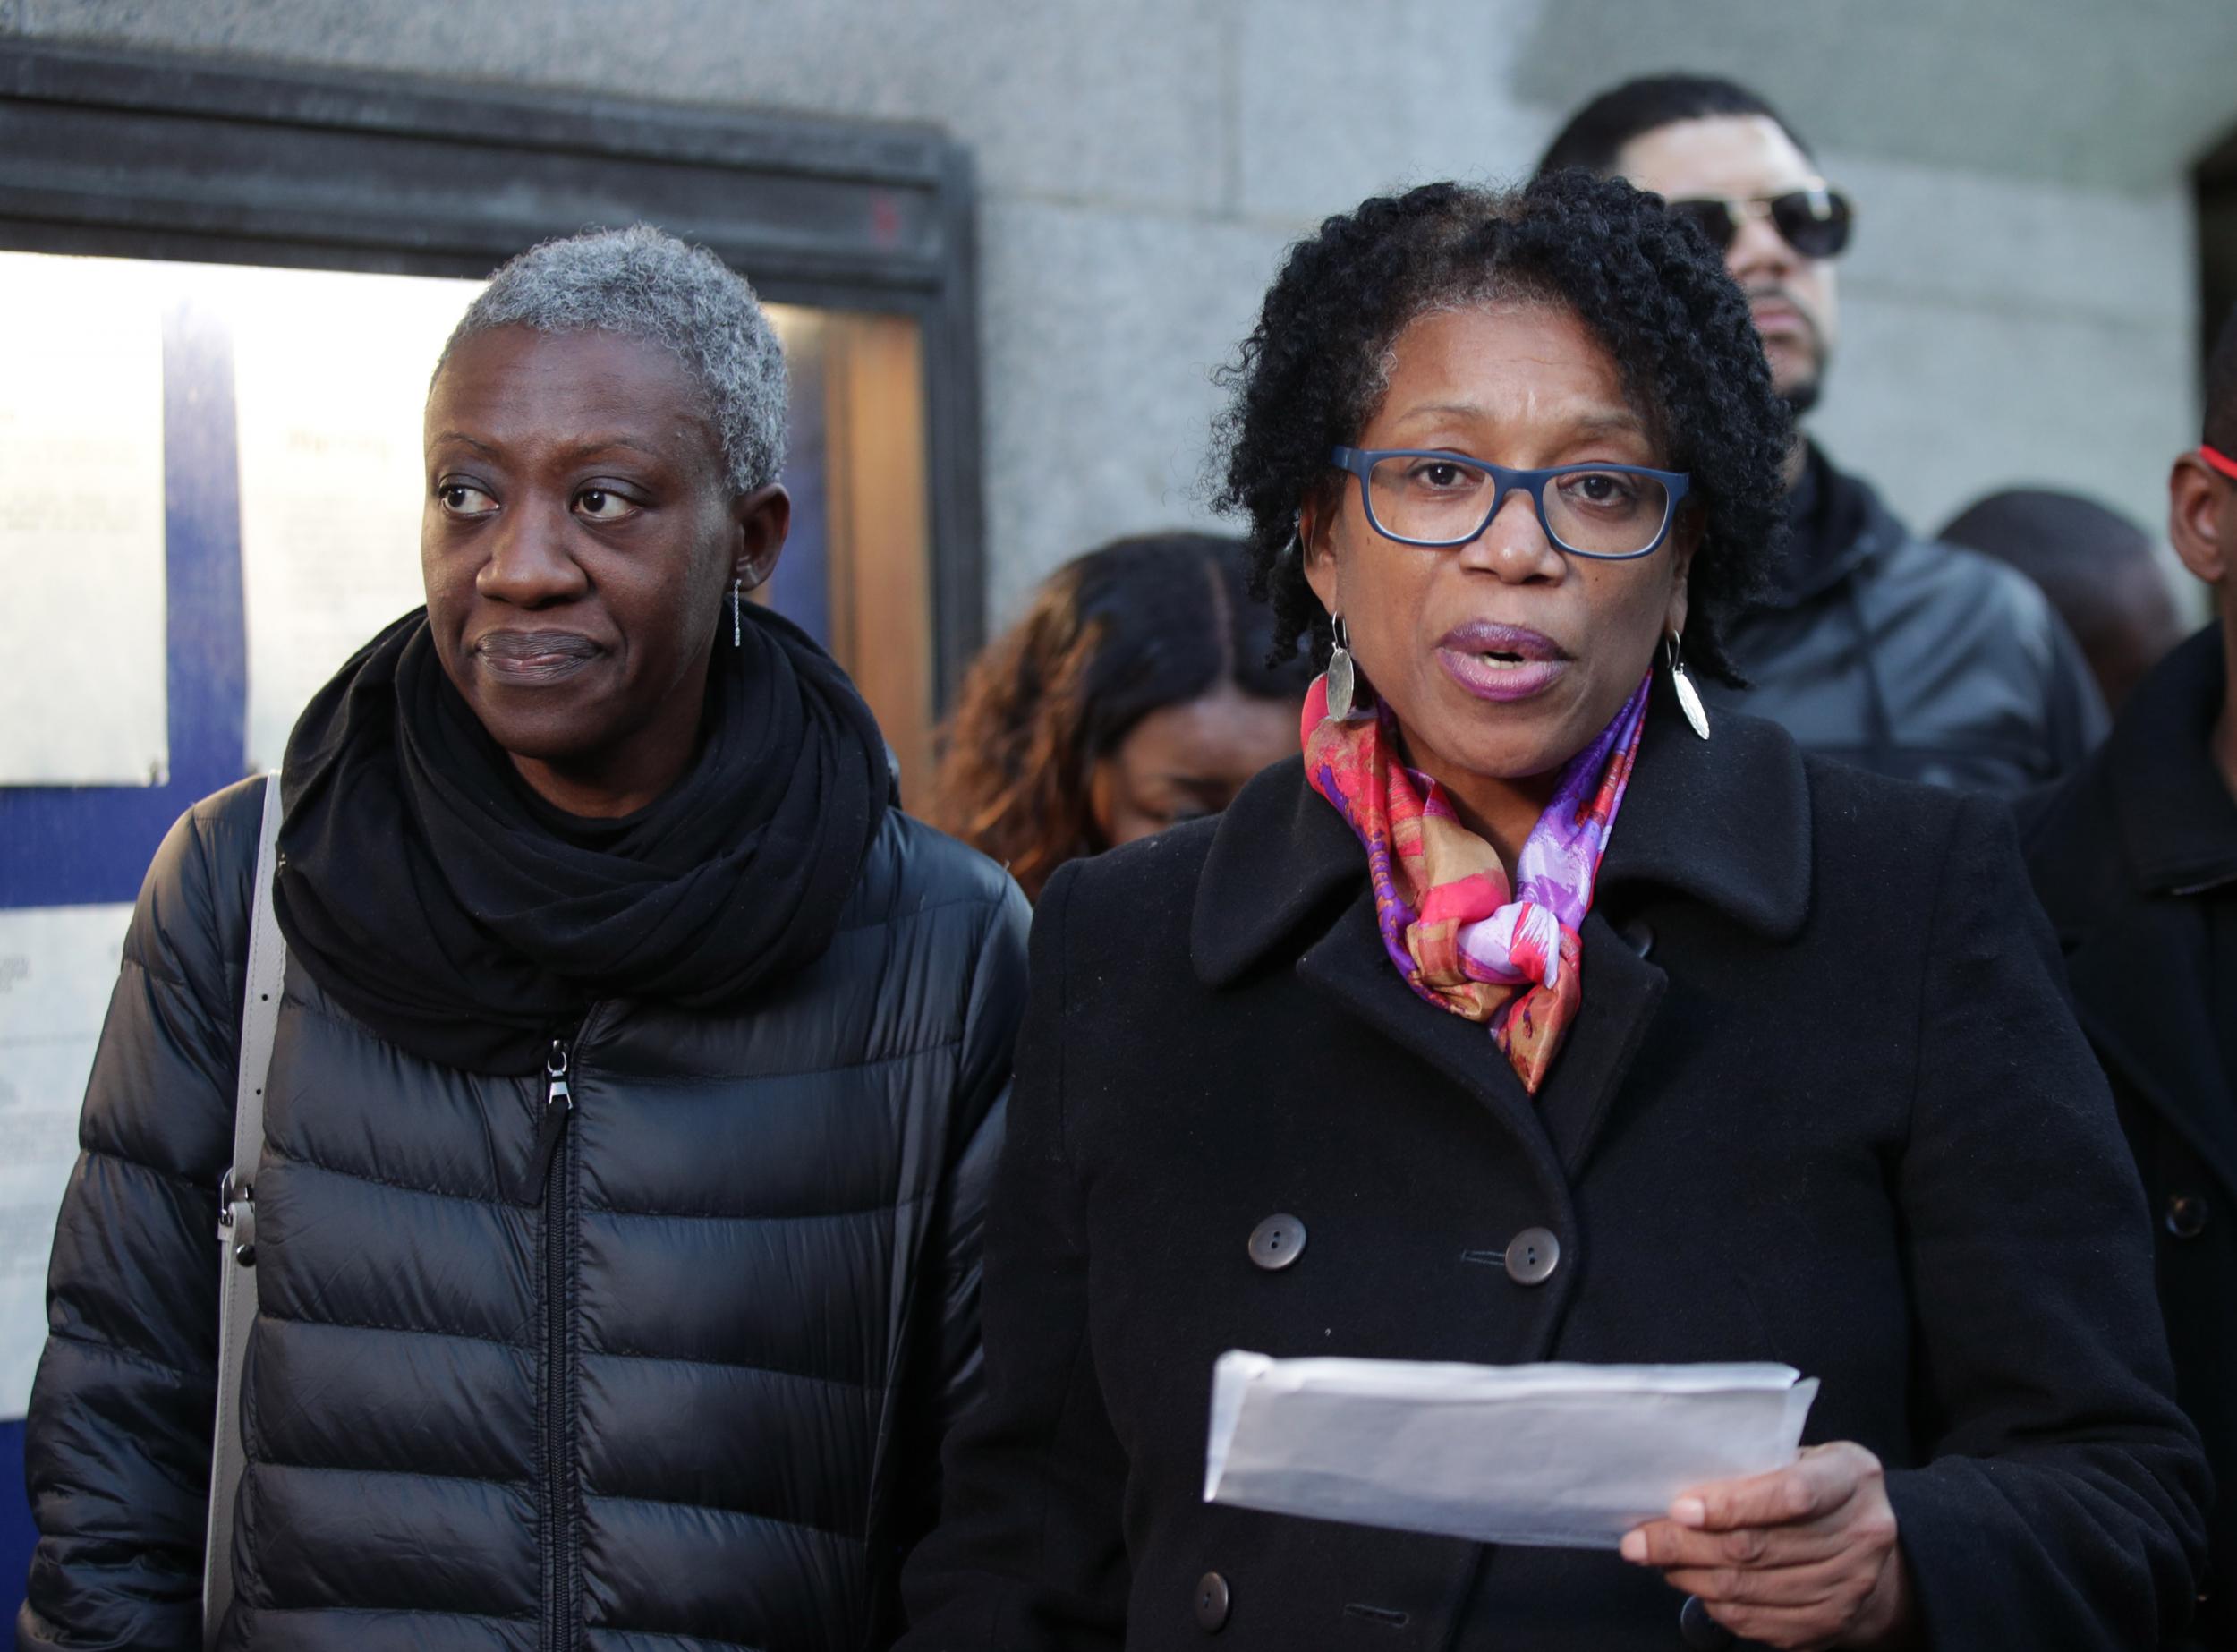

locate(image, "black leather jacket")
(19, 776), (1028, 1651)
(1705, 447), (2107, 794)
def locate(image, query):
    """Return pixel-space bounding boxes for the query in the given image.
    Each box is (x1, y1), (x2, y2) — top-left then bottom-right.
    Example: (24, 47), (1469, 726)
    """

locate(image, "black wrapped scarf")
(274, 605), (891, 1074)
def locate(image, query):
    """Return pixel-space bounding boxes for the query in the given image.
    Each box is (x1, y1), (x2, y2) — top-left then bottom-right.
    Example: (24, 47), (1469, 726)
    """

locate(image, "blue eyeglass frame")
(1328, 446), (1692, 560)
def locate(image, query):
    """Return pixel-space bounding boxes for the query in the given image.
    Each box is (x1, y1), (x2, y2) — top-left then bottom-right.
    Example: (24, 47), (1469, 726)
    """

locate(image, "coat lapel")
(1535, 912), (1668, 1177)
(1194, 685), (1814, 1186)
(2067, 907), (2237, 1198)
(1595, 679), (1814, 942)
(1540, 682), (1812, 1174)
(1292, 882), (1571, 1194)
(2054, 626), (2237, 1199)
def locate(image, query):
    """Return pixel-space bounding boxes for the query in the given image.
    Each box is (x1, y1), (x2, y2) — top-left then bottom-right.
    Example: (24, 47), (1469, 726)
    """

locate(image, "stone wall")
(5, 0), (2207, 625)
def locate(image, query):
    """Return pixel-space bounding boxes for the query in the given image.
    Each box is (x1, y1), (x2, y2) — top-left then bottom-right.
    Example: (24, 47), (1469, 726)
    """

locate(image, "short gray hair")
(438, 224), (787, 493)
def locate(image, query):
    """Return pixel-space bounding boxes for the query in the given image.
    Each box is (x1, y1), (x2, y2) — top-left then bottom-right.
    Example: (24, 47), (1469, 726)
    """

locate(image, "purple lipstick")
(1434, 620), (1572, 703)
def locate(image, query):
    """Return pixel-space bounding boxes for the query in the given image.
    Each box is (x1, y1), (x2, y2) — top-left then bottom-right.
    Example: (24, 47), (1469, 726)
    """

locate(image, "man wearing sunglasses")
(1539, 73), (2106, 795)
(2019, 307), (2237, 1652)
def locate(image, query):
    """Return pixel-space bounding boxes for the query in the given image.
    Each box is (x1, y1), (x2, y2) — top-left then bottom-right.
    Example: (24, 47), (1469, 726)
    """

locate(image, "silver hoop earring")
(1666, 632), (1710, 740)
(732, 577), (744, 648)
(1327, 614), (1357, 720)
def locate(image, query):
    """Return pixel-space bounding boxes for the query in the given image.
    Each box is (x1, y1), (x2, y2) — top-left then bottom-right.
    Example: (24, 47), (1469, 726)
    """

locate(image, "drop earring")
(731, 577), (743, 648)
(1666, 631), (1710, 739)
(1327, 615), (1357, 720)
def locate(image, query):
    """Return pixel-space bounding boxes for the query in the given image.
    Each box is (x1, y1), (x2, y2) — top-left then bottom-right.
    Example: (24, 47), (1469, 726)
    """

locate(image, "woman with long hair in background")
(927, 532), (1311, 899)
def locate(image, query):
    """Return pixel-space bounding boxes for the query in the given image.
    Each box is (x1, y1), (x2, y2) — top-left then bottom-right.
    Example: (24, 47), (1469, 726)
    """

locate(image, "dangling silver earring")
(1327, 614), (1357, 720)
(1666, 631), (1710, 739)
(731, 577), (743, 648)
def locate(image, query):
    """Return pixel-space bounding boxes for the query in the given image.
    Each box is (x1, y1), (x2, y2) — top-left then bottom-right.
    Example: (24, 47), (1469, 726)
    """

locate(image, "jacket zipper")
(537, 1036), (578, 1652)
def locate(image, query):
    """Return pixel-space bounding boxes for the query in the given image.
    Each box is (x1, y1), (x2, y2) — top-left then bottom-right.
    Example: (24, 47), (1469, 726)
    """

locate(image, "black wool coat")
(897, 687), (2208, 1652)
(2020, 622), (2237, 1649)
(20, 777), (1028, 1652)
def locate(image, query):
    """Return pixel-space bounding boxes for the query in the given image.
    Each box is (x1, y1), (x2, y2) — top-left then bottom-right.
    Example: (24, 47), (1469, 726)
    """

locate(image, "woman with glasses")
(896, 174), (2205, 1651)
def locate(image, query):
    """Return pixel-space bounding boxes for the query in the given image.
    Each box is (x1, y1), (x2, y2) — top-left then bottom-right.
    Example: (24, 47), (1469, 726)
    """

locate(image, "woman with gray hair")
(19, 226), (1027, 1651)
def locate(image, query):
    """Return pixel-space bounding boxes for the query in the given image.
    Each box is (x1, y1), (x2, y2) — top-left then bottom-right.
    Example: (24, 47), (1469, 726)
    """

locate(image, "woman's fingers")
(1660, 1551), (1870, 1608)
(1620, 1511), (1851, 1572)
(1677, 1443), (1876, 1532)
(1681, 1553), (1902, 1651)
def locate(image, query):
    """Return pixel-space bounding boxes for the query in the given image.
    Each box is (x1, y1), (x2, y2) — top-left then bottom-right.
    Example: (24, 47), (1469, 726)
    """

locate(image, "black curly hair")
(1212, 169), (1791, 684)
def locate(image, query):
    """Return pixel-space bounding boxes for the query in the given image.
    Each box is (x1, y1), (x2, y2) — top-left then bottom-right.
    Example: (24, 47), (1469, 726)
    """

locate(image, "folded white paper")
(1204, 1350), (1819, 1550)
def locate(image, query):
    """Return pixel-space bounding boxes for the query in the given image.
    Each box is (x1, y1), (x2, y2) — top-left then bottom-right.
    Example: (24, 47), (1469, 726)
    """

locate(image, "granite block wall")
(5, 0), (2212, 629)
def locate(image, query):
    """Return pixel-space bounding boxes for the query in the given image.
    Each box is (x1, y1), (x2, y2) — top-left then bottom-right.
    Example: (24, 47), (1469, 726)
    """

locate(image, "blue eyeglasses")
(1330, 446), (1691, 560)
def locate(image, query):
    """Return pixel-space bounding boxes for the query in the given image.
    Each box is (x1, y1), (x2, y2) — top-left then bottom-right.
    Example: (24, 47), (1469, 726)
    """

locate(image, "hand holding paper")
(1204, 1350), (1819, 1551)
(1620, 1440), (1913, 1650)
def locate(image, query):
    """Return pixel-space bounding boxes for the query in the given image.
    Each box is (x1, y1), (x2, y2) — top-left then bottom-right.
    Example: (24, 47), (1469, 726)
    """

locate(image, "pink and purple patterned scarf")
(1301, 673), (1650, 1094)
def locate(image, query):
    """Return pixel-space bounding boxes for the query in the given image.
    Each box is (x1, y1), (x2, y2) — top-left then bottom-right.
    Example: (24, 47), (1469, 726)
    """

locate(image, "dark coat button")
(1503, 1226), (1560, 1286)
(2166, 1193), (2210, 1239)
(1620, 917), (1654, 958)
(1194, 1571), (1231, 1631)
(1679, 1594), (1734, 1648)
(1247, 1214), (1306, 1271)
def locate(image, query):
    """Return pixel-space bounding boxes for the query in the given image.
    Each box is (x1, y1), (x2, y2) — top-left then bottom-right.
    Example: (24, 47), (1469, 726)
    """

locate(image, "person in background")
(925, 532), (1312, 901)
(1940, 486), (2190, 711)
(1539, 74), (2107, 793)
(2020, 307), (2237, 1651)
(897, 172), (2205, 1652)
(19, 226), (1026, 1650)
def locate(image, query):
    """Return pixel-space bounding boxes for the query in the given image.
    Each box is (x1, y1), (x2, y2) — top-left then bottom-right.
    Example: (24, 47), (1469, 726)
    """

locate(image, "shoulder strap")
(204, 772), (287, 1648)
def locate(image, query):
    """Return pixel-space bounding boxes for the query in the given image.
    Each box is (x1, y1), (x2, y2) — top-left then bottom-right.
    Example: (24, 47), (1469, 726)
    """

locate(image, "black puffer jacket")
(1705, 446), (2106, 793)
(19, 775), (1028, 1651)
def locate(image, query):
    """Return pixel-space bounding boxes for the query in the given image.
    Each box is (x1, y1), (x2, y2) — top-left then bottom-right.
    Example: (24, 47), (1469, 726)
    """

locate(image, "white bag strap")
(204, 772), (287, 1648)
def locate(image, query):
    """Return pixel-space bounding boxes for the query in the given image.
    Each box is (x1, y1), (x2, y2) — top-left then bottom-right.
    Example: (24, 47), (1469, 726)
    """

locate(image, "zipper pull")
(531, 1038), (574, 1188)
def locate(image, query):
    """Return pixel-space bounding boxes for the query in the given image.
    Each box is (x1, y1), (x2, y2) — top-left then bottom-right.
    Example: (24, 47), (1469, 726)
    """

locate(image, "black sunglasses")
(1665, 183), (1854, 261)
